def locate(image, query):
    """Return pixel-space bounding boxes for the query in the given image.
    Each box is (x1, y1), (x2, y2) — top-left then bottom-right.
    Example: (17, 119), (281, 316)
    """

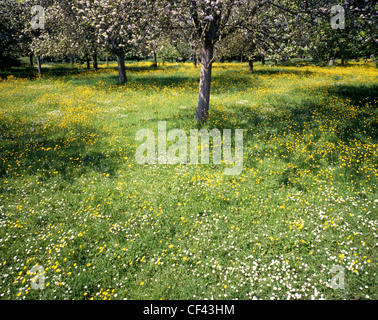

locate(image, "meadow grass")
(0, 61), (377, 300)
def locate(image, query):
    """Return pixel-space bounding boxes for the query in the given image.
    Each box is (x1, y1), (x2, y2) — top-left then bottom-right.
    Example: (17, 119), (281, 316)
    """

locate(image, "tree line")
(0, 0), (376, 123)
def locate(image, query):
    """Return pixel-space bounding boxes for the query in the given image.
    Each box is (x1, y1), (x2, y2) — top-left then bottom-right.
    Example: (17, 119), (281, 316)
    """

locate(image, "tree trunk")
(261, 55), (265, 66)
(116, 51), (127, 84)
(86, 56), (90, 70)
(248, 60), (254, 73)
(196, 41), (214, 123)
(153, 51), (157, 68)
(70, 57), (74, 67)
(93, 51), (98, 71)
(341, 58), (345, 66)
(193, 50), (197, 68)
(329, 57), (335, 66)
(37, 55), (42, 77)
(29, 53), (34, 68)
(106, 57), (109, 67)
(241, 56), (243, 63)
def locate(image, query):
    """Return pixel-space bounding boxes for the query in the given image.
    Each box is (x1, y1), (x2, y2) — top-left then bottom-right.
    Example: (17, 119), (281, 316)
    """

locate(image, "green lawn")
(0, 61), (377, 300)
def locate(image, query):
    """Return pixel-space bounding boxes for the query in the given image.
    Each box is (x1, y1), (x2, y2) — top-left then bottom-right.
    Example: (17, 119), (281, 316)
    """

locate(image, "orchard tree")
(74, 0), (156, 84)
(49, 1), (101, 70)
(20, 0), (103, 72)
(157, 16), (198, 65)
(20, 0), (56, 76)
(159, 31), (194, 63)
(285, 0), (377, 64)
(354, 0), (377, 59)
(217, 3), (298, 72)
(137, 25), (167, 67)
(160, 0), (321, 123)
(0, 0), (25, 68)
(159, 0), (274, 123)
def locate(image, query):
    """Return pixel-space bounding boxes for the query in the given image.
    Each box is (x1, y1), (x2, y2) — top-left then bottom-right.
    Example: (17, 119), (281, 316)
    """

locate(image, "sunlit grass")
(0, 61), (377, 300)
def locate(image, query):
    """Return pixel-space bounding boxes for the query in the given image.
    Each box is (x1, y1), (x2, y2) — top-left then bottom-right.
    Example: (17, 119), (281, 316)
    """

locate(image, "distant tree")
(158, 0), (321, 123)
(20, 0), (55, 76)
(74, 0), (156, 84)
(291, 0), (377, 64)
(158, 0), (279, 123)
(217, 3), (298, 71)
(0, 0), (24, 69)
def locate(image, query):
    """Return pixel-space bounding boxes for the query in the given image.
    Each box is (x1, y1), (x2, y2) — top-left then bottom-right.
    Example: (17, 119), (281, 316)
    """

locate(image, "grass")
(0, 60), (377, 300)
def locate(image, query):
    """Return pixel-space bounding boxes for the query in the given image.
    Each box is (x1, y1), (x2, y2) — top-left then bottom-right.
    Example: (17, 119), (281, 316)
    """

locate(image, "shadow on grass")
(250, 69), (314, 77)
(0, 66), (93, 79)
(200, 82), (377, 186)
(139, 81), (377, 144)
(2, 63), (314, 95)
(125, 63), (183, 73)
(120, 73), (263, 95)
(0, 67), (39, 80)
(0, 65), (114, 80)
(118, 67), (314, 95)
(325, 84), (378, 106)
(0, 120), (121, 182)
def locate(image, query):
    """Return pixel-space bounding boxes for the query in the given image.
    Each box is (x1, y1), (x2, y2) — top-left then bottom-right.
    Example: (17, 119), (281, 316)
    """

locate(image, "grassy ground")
(0, 60), (377, 300)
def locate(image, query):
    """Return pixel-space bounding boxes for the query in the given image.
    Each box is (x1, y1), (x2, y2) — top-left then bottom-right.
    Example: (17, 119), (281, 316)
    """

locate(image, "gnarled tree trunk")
(192, 49), (197, 68)
(116, 50), (127, 84)
(93, 51), (98, 71)
(196, 41), (214, 123)
(248, 60), (254, 73)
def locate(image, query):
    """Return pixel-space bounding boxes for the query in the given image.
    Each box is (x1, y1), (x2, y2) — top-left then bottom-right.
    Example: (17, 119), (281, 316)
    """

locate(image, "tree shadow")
(206, 80), (376, 140)
(208, 83), (378, 145)
(0, 67), (101, 80)
(122, 67), (313, 94)
(251, 69), (314, 77)
(0, 119), (121, 182)
(0, 67), (38, 80)
(130, 75), (199, 91)
(197, 96), (375, 190)
(324, 84), (378, 106)
(115, 72), (263, 95)
(124, 64), (181, 73)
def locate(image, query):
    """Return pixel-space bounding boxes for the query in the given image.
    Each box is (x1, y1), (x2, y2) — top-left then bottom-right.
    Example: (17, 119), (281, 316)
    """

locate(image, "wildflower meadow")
(0, 60), (377, 300)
